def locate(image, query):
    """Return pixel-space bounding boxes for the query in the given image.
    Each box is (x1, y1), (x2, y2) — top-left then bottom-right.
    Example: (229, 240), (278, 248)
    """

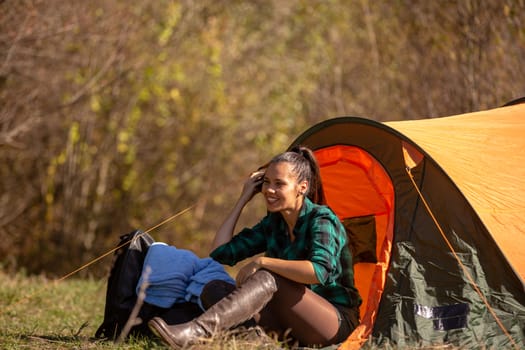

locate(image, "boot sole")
(148, 318), (181, 349)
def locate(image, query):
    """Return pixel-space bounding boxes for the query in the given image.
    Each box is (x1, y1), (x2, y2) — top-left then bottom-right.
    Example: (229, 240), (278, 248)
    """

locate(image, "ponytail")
(291, 146), (326, 205)
(269, 146), (326, 205)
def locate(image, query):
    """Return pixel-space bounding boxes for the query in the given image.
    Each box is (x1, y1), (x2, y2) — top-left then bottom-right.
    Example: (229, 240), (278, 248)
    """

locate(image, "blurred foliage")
(0, 0), (524, 276)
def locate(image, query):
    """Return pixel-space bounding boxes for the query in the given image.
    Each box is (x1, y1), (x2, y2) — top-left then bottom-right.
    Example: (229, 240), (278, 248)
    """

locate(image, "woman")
(149, 146), (362, 348)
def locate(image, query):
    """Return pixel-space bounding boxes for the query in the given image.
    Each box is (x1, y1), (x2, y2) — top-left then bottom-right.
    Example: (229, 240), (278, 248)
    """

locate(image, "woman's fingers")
(236, 261), (260, 285)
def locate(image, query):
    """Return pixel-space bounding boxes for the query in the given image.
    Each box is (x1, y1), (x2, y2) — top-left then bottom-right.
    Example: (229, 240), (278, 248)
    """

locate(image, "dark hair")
(269, 145), (326, 205)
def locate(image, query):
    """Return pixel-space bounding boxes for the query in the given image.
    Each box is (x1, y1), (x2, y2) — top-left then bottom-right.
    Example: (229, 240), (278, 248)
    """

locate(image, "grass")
(1, 270), (504, 350)
(0, 270), (288, 349)
(0, 270), (146, 349)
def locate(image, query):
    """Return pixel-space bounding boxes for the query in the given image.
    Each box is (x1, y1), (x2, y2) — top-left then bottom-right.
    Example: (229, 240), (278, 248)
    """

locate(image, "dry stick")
(116, 266), (151, 343)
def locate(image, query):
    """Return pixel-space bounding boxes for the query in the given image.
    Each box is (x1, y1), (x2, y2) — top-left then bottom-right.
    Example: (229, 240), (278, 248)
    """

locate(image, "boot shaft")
(195, 269), (277, 334)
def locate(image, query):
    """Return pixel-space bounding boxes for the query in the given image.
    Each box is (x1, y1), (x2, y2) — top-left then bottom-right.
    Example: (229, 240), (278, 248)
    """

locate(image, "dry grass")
(0, 270), (485, 350)
(0, 270), (288, 349)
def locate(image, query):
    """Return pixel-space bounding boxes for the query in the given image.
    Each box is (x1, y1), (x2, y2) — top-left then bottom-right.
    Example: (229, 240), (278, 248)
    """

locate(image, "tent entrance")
(314, 145), (395, 337)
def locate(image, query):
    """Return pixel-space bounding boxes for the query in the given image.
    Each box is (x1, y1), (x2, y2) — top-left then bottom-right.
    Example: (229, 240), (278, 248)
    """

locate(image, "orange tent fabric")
(385, 104), (525, 281)
(314, 145), (394, 336)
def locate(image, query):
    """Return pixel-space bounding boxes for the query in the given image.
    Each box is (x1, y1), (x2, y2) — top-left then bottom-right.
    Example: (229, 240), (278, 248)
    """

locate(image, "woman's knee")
(200, 280), (236, 309)
(254, 270), (306, 305)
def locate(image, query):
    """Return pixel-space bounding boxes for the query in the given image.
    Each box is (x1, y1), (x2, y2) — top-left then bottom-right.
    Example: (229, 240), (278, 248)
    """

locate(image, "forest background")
(1, 0), (524, 278)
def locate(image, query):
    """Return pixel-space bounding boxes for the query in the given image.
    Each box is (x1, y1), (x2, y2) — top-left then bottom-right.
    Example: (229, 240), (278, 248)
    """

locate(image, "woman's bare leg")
(256, 272), (342, 347)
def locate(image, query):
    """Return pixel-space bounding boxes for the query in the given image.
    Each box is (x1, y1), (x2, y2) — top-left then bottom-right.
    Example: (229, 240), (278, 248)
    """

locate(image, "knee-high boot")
(148, 269), (277, 349)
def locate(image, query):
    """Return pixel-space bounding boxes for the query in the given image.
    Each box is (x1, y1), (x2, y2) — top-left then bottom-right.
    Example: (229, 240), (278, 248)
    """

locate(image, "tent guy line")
(1, 204), (196, 317)
(406, 167), (518, 350)
(56, 204), (196, 283)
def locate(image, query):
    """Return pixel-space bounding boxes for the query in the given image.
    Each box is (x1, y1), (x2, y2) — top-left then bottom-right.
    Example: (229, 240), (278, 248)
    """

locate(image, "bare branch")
(116, 266), (151, 343)
(1, 13), (30, 74)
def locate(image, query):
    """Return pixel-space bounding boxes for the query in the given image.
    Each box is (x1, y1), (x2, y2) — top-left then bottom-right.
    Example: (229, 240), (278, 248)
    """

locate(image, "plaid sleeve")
(210, 221), (267, 266)
(309, 211), (347, 285)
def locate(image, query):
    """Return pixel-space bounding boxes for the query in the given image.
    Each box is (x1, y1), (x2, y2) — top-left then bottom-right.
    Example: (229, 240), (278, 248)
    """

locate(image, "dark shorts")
(333, 304), (360, 344)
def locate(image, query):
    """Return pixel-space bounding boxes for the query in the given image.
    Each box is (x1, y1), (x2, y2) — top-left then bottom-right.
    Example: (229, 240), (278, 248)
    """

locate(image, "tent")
(288, 103), (525, 348)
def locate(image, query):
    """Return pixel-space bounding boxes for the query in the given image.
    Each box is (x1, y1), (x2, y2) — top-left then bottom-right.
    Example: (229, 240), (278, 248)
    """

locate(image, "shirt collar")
(296, 196), (314, 229)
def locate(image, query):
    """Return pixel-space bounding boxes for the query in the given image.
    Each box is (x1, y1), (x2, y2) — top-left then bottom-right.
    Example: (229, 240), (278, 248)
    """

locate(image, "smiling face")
(262, 161), (308, 214)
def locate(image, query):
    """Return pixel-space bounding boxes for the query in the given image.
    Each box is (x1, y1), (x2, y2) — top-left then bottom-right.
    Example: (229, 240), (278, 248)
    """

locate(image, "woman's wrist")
(255, 256), (265, 269)
(237, 191), (253, 206)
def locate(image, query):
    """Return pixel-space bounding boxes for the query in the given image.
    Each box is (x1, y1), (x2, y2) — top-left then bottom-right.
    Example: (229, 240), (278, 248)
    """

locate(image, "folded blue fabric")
(186, 257), (235, 305)
(136, 242), (234, 309)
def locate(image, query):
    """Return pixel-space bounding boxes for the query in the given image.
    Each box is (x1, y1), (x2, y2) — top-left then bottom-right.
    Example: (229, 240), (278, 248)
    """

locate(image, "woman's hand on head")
(240, 170), (265, 202)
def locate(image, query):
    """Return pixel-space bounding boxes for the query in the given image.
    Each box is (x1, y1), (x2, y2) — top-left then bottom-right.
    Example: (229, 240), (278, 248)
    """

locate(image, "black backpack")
(95, 229), (204, 340)
(95, 229), (155, 340)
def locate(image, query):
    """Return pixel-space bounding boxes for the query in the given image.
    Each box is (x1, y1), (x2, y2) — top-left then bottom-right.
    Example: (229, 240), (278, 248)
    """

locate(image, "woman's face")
(262, 161), (307, 213)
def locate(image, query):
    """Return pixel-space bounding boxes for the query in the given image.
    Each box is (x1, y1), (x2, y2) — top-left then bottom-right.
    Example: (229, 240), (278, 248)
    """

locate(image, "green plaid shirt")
(210, 197), (362, 308)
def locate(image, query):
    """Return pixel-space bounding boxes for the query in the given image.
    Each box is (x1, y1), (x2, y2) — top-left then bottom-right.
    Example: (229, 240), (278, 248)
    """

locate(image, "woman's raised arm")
(210, 170), (265, 252)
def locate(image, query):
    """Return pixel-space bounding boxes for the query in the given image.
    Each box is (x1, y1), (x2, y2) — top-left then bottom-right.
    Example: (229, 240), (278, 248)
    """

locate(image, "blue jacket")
(136, 242), (235, 309)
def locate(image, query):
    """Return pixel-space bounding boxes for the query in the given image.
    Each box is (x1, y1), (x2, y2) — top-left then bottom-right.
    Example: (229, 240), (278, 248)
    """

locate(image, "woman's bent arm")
(211, 197), (248, 251)
(211, 170), (265, 252)
(237, 257), (320, 285)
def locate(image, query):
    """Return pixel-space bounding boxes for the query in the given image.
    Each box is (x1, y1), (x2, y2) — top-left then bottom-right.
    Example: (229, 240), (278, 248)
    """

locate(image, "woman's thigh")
(258, 273), (341, 347)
